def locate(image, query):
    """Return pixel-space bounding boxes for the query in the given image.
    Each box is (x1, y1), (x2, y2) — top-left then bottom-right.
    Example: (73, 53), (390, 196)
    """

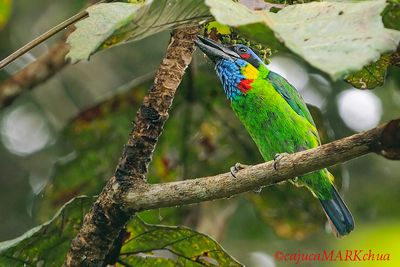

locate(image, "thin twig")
(0, 0), (108, 109)
(0, 0), (111, 70)
(0, 41), (70, 108)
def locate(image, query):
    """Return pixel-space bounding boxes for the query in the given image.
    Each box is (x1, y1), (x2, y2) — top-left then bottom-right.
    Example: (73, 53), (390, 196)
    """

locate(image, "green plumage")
(231, 64), (333, 200)
(195, 36), (354, 236)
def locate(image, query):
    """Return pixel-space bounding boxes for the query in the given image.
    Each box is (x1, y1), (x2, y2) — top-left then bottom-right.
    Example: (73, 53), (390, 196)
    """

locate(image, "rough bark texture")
(63, 26), (199, 267)
(114, 31), (197, 181)
(123, 120), (399, 210)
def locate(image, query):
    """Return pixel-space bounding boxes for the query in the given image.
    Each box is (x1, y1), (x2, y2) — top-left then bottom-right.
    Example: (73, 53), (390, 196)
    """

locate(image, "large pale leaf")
(205, 0), (400, 80)
(0, 196), (94, 267)
(66, 0), (211, 62)
(68, 0), (400, 79)
(266, 1), (400, 80)
(205, 0), (264, 26)
(118, 217), (242, 266)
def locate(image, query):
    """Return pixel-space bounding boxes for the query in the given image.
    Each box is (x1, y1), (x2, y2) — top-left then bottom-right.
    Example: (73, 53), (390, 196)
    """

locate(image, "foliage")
(261, 0), (399, 80)
(344, 0), (400, 92)
(345, 53), (398, 89)
(0, 0), (12, 30)
(1, 197), (241, 266)
(0, 196), (94, 266)
(66, 0), (211, 63)
(119, 217), (242, 266)
(382, 0), (400, 31)
(1, 0), (400, 265)
(67, 0), (400, 81)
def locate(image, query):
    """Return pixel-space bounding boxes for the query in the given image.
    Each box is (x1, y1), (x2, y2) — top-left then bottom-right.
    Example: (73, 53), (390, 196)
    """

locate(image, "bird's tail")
(319, 185), (354, 237)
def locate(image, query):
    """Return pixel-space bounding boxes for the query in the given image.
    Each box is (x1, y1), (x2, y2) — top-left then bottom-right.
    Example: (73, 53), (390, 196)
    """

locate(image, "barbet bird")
(195, 36), (354, 237)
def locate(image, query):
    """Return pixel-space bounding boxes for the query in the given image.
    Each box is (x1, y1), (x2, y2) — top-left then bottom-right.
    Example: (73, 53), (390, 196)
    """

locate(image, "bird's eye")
(238, 47), (247, 53)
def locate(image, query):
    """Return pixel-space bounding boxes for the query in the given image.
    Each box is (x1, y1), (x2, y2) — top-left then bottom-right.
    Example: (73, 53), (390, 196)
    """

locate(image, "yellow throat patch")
(241, 64), (259, 80)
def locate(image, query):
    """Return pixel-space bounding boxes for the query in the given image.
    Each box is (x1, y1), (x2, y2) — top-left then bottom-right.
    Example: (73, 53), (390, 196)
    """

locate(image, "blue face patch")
(215, 59), (248, 101)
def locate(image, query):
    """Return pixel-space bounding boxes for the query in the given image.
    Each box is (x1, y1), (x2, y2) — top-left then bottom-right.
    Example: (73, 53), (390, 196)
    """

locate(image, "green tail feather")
(320, 185), (354, 237)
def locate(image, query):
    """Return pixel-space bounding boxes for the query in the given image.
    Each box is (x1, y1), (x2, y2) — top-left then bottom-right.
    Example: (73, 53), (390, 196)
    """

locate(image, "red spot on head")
(241, 53), (250, 59)
(238, 79), (253, 93)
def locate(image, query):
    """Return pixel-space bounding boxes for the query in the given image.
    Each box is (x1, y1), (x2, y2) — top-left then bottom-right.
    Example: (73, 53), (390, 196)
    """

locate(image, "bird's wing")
(267, 71), (316, 127)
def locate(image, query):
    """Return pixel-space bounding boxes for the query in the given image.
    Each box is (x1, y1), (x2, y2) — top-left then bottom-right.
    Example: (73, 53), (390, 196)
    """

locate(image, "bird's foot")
(230, 162), (248, 178)
(273, 153), (289, 170)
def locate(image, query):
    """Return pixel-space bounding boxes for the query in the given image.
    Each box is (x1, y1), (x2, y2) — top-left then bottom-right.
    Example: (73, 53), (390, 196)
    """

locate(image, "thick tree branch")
(123, 120), (400, 210)
(63, 26), (199, 267)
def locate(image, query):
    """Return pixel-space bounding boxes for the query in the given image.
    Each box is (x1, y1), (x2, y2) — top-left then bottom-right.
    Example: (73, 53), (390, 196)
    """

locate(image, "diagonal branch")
(0, 0), (113, 70)
(123, 119), (399, 210)
(0, 41), (70, 108)
(0, 0), (103, 109)
(63, 26), (199, 267)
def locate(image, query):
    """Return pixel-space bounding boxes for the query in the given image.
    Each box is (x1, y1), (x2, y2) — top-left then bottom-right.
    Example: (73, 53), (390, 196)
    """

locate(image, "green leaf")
(66, 0), (211, 63)
(206, 21), (231, 35)
(0, 0), (12, 30)
(0, 196), (94, 267)
(118, 217), (242, 266)
(345, 53), (395, 89)
(382, 0), (400, 31)
(205, 0), (400, 80)
(1, 195), (241, 266)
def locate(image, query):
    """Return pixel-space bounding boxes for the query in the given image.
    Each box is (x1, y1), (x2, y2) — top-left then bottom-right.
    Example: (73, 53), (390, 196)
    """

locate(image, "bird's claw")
(273, 153), (289, 170)
(230, 162), (248, 178)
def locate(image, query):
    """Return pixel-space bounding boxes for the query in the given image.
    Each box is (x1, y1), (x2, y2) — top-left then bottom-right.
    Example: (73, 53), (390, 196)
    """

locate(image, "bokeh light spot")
(1, 105), (53, 156)
(337, 89), (382, 132)
(268, 56), (309, 91)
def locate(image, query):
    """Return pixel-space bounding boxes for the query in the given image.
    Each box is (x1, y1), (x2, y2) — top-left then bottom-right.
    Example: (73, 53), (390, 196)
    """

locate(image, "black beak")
(195, 36), (240, 63)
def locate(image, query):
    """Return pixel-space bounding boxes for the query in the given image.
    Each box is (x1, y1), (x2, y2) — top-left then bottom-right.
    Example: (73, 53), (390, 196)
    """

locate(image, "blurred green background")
(0, 1), (400, 266)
